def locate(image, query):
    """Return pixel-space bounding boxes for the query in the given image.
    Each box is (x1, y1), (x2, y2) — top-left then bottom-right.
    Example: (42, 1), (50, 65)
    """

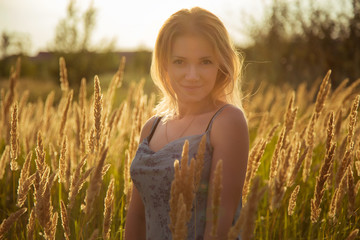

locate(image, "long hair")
(151, 7), (244, 119)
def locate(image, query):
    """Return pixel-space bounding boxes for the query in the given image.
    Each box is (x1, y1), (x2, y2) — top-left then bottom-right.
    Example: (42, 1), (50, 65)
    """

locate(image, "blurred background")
(0, 0), (359, 102)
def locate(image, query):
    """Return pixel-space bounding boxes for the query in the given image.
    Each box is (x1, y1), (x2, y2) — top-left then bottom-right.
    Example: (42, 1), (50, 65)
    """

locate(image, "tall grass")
(0, 58), (359, 239)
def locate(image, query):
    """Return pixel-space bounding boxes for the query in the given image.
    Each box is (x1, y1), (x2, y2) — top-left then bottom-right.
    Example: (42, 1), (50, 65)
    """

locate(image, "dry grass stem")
(269, 127), (285, 182)
(243, 138), (267, 203)
(303, 113), (317, 182)
(79, 77), (87, 110)
(59, 57), (69, 92)
(89, 229), (99, 240)
(0, 146), (10, 179)
(329, 167), (348, 220)
(0, 207), (27, 239)
(27, 209), (35, 240)
(288, 185), (300, 216)
(173, 194), (187, 240)
(314, 70), (331, 116)
(345, 229), (359, 240)
(169, 160), (181, 234)
(35, 131), (46, 176)
(211, 159), (223, 238)
(265, 123), (280, 143)
(336, 146), (353, 187)
(17, 173), (36, 207)
(103, 178), (115, 240)
(59, 90), (73, 142)
(347, 166), (356, 216)
(68, 155), (92, 210)
(326, 112), (335, 153)
(43, 91), (55, 133)
(60, 200), (70, 240)
(228, 177), (266, 240)
(10, 103), (18, 165)
(169, 140), (196, 238)
(84, 146), (109, 215)
(195, 134), (206, 190)
(94, 75), (103, 153)
(59, 136), (68, 184)
(310, 143), (336, 223)
(346, 95), (360, 150)
(355, 160), (360, 176)
(80, 108), (86, 155)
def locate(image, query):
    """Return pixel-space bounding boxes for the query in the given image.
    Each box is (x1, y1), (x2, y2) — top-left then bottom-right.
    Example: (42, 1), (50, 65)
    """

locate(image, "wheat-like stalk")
(59, 90), (73, 143)
(173, 193), (187, 240)
(329, 167), (348, 220)
(89, 229), (99, 240)
(303, 113), (317, 182)
(228, 176), (266, 240)
(310, 142), (336, 223)
(79, 77), (87, 110)
(59, 57), (69, 92)
(194, 134), (206, 190)
(10, 102), (19, 170)
(211, 159), (223, 238)
(169, 160), (181, 234)
(43, 91), (55, 134)
(0, 207), (27, 239)
(60, 200), (70, 240)
(94, 75), (103, 153)
(84, 146), (109, 215)
(243, 138), (267, 203)
(68, 155), (92, 210)
(347, 166), (356, 216)
(269, 127), (285, 182)
(103, 178), (115, 240)
(345, 229), (359, 240)
(314, 70), (331, 117)
(26, 209), (35, 240)
(59, 136), (68, 184)
(288, 185), (300, 216)
(0, 146), (10, 179)
(346, 95), (360, 150)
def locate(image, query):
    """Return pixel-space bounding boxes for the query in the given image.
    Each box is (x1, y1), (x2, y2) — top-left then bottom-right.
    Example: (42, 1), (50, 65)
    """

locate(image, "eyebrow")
(171, 56), (213, 59)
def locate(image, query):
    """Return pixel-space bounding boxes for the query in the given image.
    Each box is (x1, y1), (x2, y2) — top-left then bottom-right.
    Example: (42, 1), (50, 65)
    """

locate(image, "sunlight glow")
(0, 0), (267, 55)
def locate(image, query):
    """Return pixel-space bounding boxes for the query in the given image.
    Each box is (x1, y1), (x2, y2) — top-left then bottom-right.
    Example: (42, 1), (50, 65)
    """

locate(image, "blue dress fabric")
(130, 105), (242, 240)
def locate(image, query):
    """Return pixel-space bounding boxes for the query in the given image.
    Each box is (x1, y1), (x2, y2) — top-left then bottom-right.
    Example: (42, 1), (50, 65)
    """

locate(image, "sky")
(0, 0), (270, 56)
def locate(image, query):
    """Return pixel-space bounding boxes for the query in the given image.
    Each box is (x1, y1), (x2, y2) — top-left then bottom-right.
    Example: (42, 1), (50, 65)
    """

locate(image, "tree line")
(0, 0), (359, 89)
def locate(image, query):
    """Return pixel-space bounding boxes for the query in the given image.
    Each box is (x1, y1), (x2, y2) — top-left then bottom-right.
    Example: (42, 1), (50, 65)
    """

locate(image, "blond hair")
(151, 7), (244, 119)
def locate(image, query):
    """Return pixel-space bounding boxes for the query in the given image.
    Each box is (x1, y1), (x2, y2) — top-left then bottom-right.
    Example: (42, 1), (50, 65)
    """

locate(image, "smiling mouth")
(182, 85), (201, 89)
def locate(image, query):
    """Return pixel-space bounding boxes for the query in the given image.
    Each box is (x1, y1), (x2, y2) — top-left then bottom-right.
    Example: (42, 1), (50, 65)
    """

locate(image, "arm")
(124, 116), (157, 240)
(204, 106), (249, 240)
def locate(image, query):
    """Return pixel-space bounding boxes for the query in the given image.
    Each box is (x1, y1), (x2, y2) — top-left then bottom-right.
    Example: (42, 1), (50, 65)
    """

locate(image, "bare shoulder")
(139, 116), (158, 142)
(210, 105), (249, 145)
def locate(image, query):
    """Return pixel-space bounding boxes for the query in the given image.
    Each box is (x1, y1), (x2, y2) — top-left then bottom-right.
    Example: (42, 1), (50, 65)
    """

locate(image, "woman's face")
(167, 34), (220, 105)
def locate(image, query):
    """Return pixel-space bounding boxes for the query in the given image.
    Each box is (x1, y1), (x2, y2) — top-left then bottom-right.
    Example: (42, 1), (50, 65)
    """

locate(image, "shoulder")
(139, 116), (160, 142)
(213, 105), (248, 131)
(210, 105), (248, 146)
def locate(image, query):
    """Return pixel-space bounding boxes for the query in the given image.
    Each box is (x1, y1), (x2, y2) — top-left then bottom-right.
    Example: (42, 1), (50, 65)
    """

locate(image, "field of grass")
(0, 58), (359, 239)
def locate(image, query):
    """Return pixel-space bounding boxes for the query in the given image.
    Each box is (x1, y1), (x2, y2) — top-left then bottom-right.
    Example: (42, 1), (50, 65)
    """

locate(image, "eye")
(173, 59), (184, 64)
(202, 59), (213, 65)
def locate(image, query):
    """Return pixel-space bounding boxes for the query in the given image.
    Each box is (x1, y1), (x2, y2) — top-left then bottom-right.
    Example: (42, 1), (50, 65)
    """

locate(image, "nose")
(185, 64), (199, 80)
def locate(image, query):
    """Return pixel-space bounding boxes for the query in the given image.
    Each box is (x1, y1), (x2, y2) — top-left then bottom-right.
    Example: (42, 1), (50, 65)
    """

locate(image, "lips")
(181, 85), (201, 89)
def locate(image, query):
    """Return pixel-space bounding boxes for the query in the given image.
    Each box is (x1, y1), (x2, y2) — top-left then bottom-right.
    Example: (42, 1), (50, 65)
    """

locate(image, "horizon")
(0, 0), (272, 57)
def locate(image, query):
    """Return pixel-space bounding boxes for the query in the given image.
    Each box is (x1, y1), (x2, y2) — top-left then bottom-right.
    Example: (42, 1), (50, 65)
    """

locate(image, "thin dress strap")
(147, 116), (162, 142)
(205, 104), (230, 132)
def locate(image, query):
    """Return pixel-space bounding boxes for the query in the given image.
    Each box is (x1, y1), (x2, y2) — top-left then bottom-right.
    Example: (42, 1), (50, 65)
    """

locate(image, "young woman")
(125, 7), (249, 240)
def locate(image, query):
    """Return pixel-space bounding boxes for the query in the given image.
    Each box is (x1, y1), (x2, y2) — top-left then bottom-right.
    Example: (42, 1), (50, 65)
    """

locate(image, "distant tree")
(0, 31), (31, 59)
(242, 0), (360, 87)
(51, 0), (97, 53)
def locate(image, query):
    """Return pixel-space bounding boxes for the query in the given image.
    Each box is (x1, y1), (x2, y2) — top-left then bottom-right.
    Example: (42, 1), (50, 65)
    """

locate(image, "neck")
(176, 99), (222, 118)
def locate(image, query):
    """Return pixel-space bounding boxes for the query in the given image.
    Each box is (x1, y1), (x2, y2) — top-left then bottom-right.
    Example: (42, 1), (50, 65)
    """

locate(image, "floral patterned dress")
(130, 105), (242, 240)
